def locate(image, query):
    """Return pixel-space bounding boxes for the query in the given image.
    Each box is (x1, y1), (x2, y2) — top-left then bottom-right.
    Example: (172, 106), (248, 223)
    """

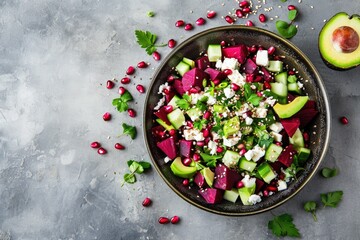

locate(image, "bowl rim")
(143, 25), (331, 216)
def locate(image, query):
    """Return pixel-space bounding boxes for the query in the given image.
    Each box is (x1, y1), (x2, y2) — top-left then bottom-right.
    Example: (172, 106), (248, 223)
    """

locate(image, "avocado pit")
(332, 26), (359, 53)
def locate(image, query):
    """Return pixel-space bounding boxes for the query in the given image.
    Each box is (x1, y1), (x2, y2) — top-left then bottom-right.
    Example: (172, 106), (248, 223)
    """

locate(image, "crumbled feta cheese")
(183, 129), (204, 141)
(277, 180), (287, 191)
(242, 175), (256, 188)
(221, 58), (239, 71)
(164, 156), (172, 163)
(269, 122), (283, 133)
(211, 132), (220, 141)
(222, 112), (228, 118)
(264, 97), (276, 106)
(215, 59), (223, 69)
(190, 92), (204, 104)
(245, 117), (253, 125)
(224, 87), (235, 99)
(253, 107), (268, 118)
(203, 90), (217, 105)
(228, 70), (246, 87)
(248, 194), (262, 205)
(244, 150), (254, 160)
(223, 136), (240, 147)
(270, 131), (283, 142)
(158, 82), (170, 94)
(251, 145), (265, 162)
(154, 96), (166, 110)
(237, 103), (251, 115)
(207, 140), (218, 155)
(297, 81), (304, 89)
(256, 50), (269, 67)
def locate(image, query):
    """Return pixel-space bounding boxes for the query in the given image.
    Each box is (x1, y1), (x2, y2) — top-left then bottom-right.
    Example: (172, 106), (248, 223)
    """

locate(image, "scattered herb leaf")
(276, 20), (298, 39)
(304, 201), (318, 222)
(176, 99), (190, 110)
(247, 93), (263, 106)
(123, 173), (136, 184)
(194, 119), (208, 130)
(122, 160), (151, 186)
(122, 123), (137, 139)
(321, 191), (343, 208)
(321, 167), (338, 178)
(200, 152), (222, 168)
(147, 11), (155, 17)
(135, 30), (166, 55)
(112, 91), (133, 112)
(268, 213), (300, 238)
(288, 10), (298, 21)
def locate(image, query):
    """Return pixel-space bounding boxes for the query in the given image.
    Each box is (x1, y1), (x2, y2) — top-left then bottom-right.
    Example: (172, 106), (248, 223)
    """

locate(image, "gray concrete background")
(0, 0), (360, 239)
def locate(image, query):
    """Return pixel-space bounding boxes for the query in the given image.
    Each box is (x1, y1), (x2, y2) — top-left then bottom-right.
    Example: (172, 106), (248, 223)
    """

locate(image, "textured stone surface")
(0, 1), (360, 239)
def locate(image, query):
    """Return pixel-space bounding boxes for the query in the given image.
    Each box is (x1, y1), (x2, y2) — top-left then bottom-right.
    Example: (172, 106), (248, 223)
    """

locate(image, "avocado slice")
(223, 116), (240, 138)
(273, 96), (309, 119)
(319, 12), (360, 70)
(201, 167), (215, 187)
(170, 157), (197, 179)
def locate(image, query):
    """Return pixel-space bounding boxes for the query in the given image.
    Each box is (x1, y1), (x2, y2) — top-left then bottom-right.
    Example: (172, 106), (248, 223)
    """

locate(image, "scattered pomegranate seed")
(207, 10), (216, 19)
(193, 153), (200, 161)
(142, 197), (152, 207)
(203, 111), (211, 119)
(126, 66), (135, 75)
(97, 147), (107, 155)
(158, 217), (170, 224)
(196, 17), (206, 26)
(264, 82), (271, 89)
(175, 20), (185, 27)
(184, 23), (193, 31)
(169, 129), (176, 136)
(103, 112), (111, 121)
(239, 148), (247, 156)
(202, 128), (210, 138)
(259, 14), (267, 23)
(186, 121), (193, 128)
(182, 158), (192, 166)
(231, 83), (240, 91)
(239, 0), (249, 8)
(340, 116), (349, 125)
(137, 61), (148, 68)
(114, 143), (125, 150)
(242, 7), (251, 14)
(223, 69), (233, 75)
(106, 80), (115, 89)
(182, 179), (190, 186)
(121, 77), (131, 84)
(220, 40), (226, 47)
(128, 109), (136, 118)
(216, 146), (224, 153)
(164, 105), (173, 113)
(168, 39), (176, 48)
(90, 141), (101, 148)
(248, 45), (257, 53)
(237, 143), (245, 149)
(263, 190), (269, 197)
(118, 86), (126, 95)
(288, 5), (296, 10)
(136, 84), (145, 93)
(236, 181), (244, 188)
(170, 216), (180, 224)
(267, 185), (277, 192)
(267, 46), (276, 55)
(288, 70), (295, 75)
(189, 87), (199, 93)
(167, 75), (177, 82)
(275, 142), (282, 146)
(235, 9), (243, 18)
(196, 141), (205, 147)
(225, 15), (235, 24)
(245, 20), (254, 26)
(258, 45), (264, 51)
(303, 132), (309, 142)
(163, 88), (170, 95)
(152, 51), (161, 61)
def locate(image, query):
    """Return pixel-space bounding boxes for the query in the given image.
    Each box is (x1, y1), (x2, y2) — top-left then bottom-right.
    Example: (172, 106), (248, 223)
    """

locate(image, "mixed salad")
(151, 42), (318, 205)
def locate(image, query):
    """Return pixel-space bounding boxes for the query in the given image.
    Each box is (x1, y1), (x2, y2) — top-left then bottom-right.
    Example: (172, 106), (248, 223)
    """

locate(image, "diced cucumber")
(275, 72), (288, 85)
(186, 107), (202, 121)
(167, 95), (180, 110)
(266, 60), (283, 72)
(213, 104), (226, 113)
(207, 44), (222, 62)
(265, 143), (283, 162)
(270, 82), (288, 98)
(289, 128), (304, 149)
(223, 116), (240, 138)
(258, 162), (277, 184)
(287, 75), (297, 83)
(238, 184), (256, 205)
(239, 157), (257, 172)
(182, 57), (195, 68)
(175, 61), (191, 76)
(167, 108), (185, 129)
(223, 188), (239, 203)
(298, 147), (311, 162)
(223, 150), (241, 168)
(288, 82), (302, 94)
(156, 118), (175, 131)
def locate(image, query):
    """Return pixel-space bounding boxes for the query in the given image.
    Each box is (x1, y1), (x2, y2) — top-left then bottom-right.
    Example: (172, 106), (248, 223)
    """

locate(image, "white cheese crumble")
(154, 96), (166, 111)
(269, 122), (283, 133)
(215, 59), (223, 69)
(277, 180), (287, 191)
(224, 87), (235, 99)
(221, 58), (239, 71)
(253, 107), (268, 118)
(164, 156), (172, 163)
(237, 103), (251, 115)
(207, 140), (218, 155)
(244, 150), (254, 161)
(245, 117), (253, 125)
(251, 145), (266, 162)
(183, 129), (204, 141)
(223, 136), (240, 147)
(297, 81), (304, 89)
(255, 50), (269, 67)
(158, 82), (170, 94)
(211, 132), (220, 141)
(248, 194), (262, 205)
(264, 97), (276, 106)
(228, 70), (246, 87)
(270, 131), (283, 142)
(190, 92), (204, 104)
(242, 175), (256, 188)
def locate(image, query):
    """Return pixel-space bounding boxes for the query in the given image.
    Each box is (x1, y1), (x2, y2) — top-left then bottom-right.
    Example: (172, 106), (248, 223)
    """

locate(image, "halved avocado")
(319, 12), (360, 70)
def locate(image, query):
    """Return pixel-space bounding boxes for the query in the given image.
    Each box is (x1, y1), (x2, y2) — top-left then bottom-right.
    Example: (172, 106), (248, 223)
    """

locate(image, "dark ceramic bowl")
(143, 26), (330, 216)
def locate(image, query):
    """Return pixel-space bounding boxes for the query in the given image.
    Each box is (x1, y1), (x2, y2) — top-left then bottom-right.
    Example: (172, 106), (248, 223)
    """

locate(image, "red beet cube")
(198, 188), (224, 204)
(157, 137), (178, 159)
(222, 45), (248, 64)
(213, 164), (241, 190)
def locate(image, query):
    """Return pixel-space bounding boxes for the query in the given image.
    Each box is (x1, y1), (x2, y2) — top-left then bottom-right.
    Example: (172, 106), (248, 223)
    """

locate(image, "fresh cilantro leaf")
(129, 161), (144, 174)
(112, 91), (133, 112)
(127, 160), (135, 167)
(182, 94), (191, 102)
(122, 123), (137, 139)
(122, 160), (151, 186)
(268, 213), (300, 238)
(321, 167), (338, 178)
(258, 136), (274, 149)
(147, 11), (155, 17)
(196, 101), (207, 112)
(247, 94), (262, 106)
(200, 153), (222, 168)
(304, 201), (318, 222)
(194, 119), (207, 130)
(135, 30), (166, 55)
(321, 191), (343, 208)
(176, 99), (190, 110)
(288, 10), (298, 21)
(123, 173), (136, 185)
(138, 161), (151, 170)
(243, 83), (252, 99)
(276, 20), (298, 39)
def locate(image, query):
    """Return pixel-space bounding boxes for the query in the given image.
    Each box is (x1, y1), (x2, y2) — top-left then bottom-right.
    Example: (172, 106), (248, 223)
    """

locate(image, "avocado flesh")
(170, 157), (197, 179)
(319, 12), (360, 70)
(273, 96), (309, 119)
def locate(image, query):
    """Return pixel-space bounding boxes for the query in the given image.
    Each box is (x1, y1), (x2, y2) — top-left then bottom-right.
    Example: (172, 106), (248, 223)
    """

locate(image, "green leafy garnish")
(268, 213), (300, 238)
(321, 167), (338, 178)
(182, 94), (191, 102)
(304, 201), (318, 222)
(122, 123), (137, 139)
(276, 20), (298, 39)
(200, 152), (222, 168)
(147, 11), (155, 17)
(122, 160), (151, 186)
(135, 30), (166, 55)
(176, 99), (190, 110)
(288, 10), (298, 21)
(112, 91), (133, 112)
(196, 101), (207, 112)
(247, 94), (263, 107)
(194, 119), (208, 130)
(123, 173), (136, 184)
(280, 0), (287, 2)
(321, 191), (343, 208)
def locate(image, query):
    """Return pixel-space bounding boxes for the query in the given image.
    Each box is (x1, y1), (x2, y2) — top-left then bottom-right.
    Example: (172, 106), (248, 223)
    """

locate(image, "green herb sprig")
(268, 213), (300, 238)
(304, 201), (318, 221)
(112, 91), (133, 112)
(135, 30), (166, 55)
(122, 160), (151, 186)
(122, 123), (137, 140)
(276, 9), (298, 39)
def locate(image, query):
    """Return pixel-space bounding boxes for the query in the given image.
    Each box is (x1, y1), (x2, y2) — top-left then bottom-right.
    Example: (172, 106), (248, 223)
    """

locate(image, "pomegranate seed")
(182, 158), (192, 166)
(242, 7), (251, 14)
(264, 82), (271, 89)
(235, 9), (243, 18)
(152, 51), (161, 61)
(167, 75), (177, 82)
(182, 179), (190, 186)
(246, 74), (254, 82)
(236, 181), (244, 188)
(106, 80), (115, 89)
(169, 129), (176, 136)
(245, 20), (254, 26)
(164, 105), (173, 113)
(126, 66), (135, 75)
(273, 55), (281, 60)
(239, 148), (247, 156)
(212, 79), (221, 85)
(288, 70), (295, 75)
(118, 87), (126, 95)
(220, 40), (226, 47)
(256, 92), (263, 97)
(103, 112), (111, 121)
(196, 141), (205, 147)
(275, 142), (282, 146)
(303, 132), (309, 142)
(259, 14), (267, 23)
(223, 69), (233, 75)
(340, 116), (349, 125)
(142, 197), (152, 207)
(136, 84), (145, 93)
(114, 143), (125, 150)
(263, 190), (269, 197)
(202, 128), (210, 138)
(175, 20), (185, 27)
(255, 76), (263, 82)
(203, 111), (211, 119)
(267, 185), (277, 192)
(207, 10), (216, 19)
(239, 0), (249, 8)
(97, 147), (107, 155)
(163, 88), (170, 95)
(170, 216), (180, 224)
(193, 153), (200, 161)
(128, 109), (136, 118)
(121, 77), (131, 84)
(267, 46), (276, 55)
(231, 83), (240, 91)
(189, 87), (199, 93)
(137, 61), (148, 68)
(216, 146), (224, 153)
(158, 217), (170, 224)
(168, 39), (176, 48)
(186, 121), (194, 128)
(288, 5), (296, 11)
(196, 17), (206, 26)
(90, 141), (101, 148)
(184, 23), (193, 31)
(248, 45), (257, 53)
(225, 15), (235, 24)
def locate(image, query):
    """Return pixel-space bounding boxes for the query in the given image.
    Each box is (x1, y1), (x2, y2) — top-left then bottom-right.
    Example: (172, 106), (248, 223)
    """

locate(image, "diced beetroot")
(255, 178), (265, 193)
(270, 161), (283, 174)
(198, 188), (224, 204)
(165, 91), (176, 103)
(281, 118), (300, 137)
(222, 45), (248, 64)
(213, 164), (241, 190)
(173, 79), (186, 96)
(278, 144), (296, 167)
(194, 171), (206, 188)
(204, 67), (226, 81)
(157, 137), (178, 159)
(179, 139), (192, 158)
(154, 106), (172, 125)
(293, 108), (319, 128)
(261, 67), (273, 81)
(196, 56), (210, 70)
(243, 58), (258, 74)
(182, 68), (207, 92)
(303, 100), (316, 110)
